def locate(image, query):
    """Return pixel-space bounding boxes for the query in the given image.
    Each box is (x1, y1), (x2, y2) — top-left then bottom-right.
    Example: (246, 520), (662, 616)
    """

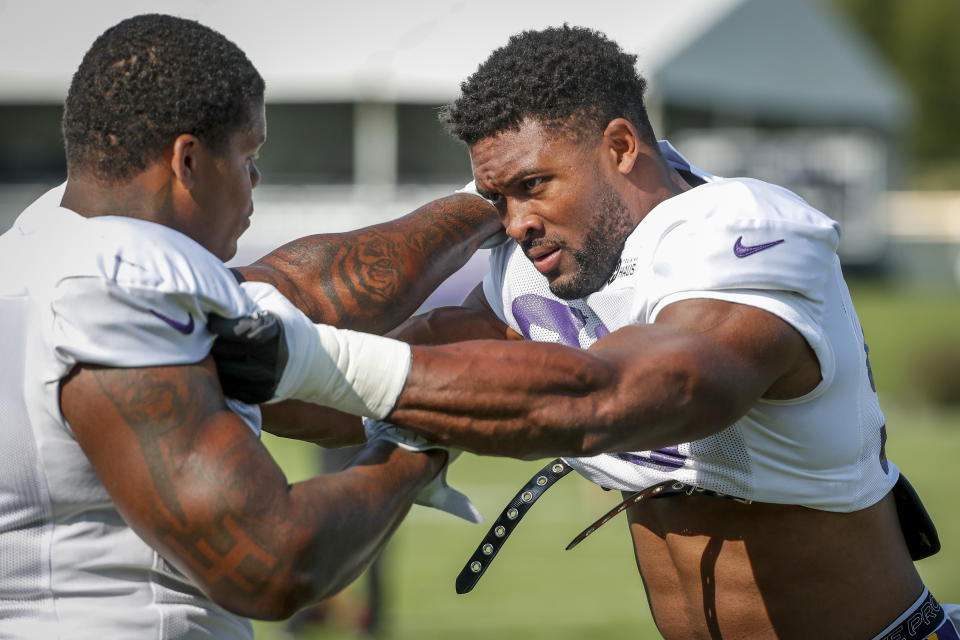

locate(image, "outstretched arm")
(60, 356), (444, 620)
(388, 298), (820, 459)
(258, 285), (520, 446)
(235, 193), (499, 333)
(211, 286), (819, 460)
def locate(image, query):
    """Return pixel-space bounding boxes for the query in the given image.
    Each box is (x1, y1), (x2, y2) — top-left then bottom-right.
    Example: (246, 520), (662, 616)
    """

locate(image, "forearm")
(236, 193), (499, 333)
(158, 436), (441, 620)
(252, 305), (512, 447)
(261, 400), (365, 447)
(387, 339), (622, 459)
(169, 438), (441, 618)
(386, 329), (740, 459)
(253, 441), (444, 613)
(214, 295), (794, 463)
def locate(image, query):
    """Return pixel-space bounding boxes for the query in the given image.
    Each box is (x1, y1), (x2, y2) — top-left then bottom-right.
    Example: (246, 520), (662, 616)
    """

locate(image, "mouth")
(526, 243), (562, 274)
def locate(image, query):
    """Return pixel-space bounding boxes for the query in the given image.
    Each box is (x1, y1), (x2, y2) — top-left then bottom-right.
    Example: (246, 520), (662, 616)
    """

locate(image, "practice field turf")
(254, 280), (960, 639)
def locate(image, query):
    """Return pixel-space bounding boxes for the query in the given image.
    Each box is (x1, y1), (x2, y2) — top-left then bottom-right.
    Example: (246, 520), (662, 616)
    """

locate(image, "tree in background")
(829, 0), (960, 189)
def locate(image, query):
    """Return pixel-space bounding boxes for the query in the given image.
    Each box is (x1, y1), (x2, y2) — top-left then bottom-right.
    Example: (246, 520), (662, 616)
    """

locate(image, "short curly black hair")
(441, 25), (656, 147)
(63, 14), (265, 183)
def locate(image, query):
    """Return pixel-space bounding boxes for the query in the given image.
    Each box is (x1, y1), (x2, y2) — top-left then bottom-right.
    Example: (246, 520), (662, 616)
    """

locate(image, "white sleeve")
(50, 275), (215, 369)
(48, 216), (253, 370)
(648, 214), (840, 311)
(646, 211), (841, 388)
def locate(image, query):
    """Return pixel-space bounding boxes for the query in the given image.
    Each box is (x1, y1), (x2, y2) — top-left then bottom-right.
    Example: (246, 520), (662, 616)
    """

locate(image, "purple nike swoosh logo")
(733, 236), (785, 258)
(150, 309), (195, 335)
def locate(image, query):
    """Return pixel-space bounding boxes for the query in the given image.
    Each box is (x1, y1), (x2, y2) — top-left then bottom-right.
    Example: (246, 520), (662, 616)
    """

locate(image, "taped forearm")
(385, 339), (615, 459)
(242, 281), (411, 418)
(275, 319), (411, 419)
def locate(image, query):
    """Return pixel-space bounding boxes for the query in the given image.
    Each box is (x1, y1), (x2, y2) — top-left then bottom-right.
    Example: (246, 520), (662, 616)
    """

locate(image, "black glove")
(208, 310), (289, 404)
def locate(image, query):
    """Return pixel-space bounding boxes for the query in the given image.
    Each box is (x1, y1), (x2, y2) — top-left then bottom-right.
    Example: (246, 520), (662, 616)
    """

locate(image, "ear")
(602, 118), (641, 175)
(169, 133), (201, 189)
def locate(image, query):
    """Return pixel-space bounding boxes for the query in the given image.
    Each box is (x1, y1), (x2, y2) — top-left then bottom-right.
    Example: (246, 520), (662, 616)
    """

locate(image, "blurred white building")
(0, 0), (910, 269)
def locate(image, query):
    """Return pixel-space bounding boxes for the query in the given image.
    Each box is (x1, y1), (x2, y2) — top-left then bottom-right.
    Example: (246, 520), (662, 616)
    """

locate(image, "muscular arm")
(259, 283), (520, 446)
(387, 298), (821, 459)
(235, 194), (499, 333)
(60, 357), (444, 620)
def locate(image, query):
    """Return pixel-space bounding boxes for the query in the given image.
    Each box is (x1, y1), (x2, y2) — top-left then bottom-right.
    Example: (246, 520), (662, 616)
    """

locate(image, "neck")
(627, 145), (692, 224)
(61, 164), (178, 228)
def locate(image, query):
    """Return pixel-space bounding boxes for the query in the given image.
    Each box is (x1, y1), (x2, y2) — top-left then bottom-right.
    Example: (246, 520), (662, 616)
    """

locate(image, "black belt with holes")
(455, 458), (574, 594)
(456, 460), (753, 594)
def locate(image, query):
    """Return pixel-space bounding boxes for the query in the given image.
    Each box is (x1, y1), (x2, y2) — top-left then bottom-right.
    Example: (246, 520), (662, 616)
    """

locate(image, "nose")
(503, 200), (544, 242)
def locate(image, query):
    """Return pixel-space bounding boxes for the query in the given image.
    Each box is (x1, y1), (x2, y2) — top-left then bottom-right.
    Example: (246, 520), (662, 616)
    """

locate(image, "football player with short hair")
(0, 13), (499, 638)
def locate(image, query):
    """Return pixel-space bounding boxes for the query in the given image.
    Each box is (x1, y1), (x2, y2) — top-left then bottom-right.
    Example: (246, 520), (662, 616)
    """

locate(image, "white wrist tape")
(240, 282), (411, 419)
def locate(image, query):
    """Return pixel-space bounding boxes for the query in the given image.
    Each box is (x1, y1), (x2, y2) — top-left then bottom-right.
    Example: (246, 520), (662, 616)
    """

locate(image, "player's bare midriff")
(625, 489), (922, 639)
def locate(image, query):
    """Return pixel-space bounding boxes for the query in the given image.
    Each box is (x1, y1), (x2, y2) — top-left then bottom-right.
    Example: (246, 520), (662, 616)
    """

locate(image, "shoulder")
(636, 178), (841, 303)
(11, 186), (248, 316)
(40, 216), (251, 370)
(78, 216), (248, 314)
(651, 178), (840, 262)
(672, 178), (838, 231)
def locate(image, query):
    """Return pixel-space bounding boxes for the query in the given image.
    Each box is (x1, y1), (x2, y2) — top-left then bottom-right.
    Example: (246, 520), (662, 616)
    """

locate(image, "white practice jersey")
(0, 185), (260, 638)
(483, 141), (896, 512)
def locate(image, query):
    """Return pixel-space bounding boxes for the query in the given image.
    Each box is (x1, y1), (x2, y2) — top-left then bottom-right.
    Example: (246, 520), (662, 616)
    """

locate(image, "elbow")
(198, 534), (324, 621)
(240, 594), (303, 623)
(205, 573), (314, 622)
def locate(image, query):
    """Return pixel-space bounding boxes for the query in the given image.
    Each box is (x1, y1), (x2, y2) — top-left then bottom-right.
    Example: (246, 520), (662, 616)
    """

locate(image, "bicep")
(653, 297), (820, 400)
(60, 357), (290, 607)
(585, 298), (818, 447)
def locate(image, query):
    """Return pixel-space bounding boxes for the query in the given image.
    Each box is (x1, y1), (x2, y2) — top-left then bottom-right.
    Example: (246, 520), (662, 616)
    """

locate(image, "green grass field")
(253, 279), (960, 639)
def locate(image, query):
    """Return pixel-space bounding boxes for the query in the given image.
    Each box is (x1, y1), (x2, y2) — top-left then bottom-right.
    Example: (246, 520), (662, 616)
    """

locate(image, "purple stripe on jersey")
(617, 447), (687, 471)
(513, 295), (583, 346)
(511, 294), (610, 348)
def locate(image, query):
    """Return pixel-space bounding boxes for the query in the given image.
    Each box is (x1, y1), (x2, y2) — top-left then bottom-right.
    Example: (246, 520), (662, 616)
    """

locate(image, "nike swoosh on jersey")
(733, 236), (785, 258)
(150, 309), (195, 335)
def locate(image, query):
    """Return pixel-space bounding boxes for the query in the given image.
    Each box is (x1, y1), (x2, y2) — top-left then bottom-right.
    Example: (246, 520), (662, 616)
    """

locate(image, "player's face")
(471, 118), (635, 300)
(191, 102), (266, 261)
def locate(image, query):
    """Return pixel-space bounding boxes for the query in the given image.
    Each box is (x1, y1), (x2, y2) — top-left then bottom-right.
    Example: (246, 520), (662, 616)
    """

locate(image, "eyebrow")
(477, 168), (543, 199)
